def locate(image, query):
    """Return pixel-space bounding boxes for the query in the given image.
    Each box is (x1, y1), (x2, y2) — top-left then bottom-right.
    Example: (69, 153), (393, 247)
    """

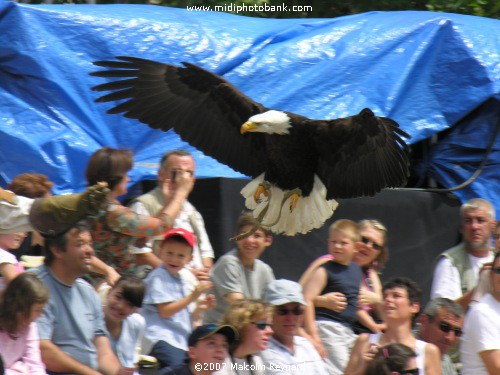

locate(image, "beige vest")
(131, 187), (201, 250)
(132, 187), (166, 247)
(437, 242), (494, 295)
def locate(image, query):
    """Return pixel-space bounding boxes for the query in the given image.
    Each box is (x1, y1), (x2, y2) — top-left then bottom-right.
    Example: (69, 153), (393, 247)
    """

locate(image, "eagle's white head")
(240, 110), (292, 135)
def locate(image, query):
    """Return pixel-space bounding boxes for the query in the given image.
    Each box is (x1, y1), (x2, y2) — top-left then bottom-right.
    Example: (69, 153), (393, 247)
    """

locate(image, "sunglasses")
(361, 236), (383, 251)
(252, 321), (271, 330)
(402, 369), (419, 375)
(493, 267), (500, 275)
(276, 307), (304, 316)
(438, 321), (462, 337)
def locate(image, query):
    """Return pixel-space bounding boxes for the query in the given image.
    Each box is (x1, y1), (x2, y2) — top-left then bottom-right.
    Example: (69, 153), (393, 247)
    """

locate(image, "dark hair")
(236, 211), (270, 236)
(8, 173), (53, 198)
(44, 221), (90, 265)
(160, 235), (194, 254)
(160, 149), (193, 170)
(383, 277), (422, 306)
(383, 277), (422, 325)
(0, 273), (50, 339)
(112, 276), (145, 308)
(85, 147), (133, 190)
(494, 251), (500, 264)
(365, 343), (417, 375)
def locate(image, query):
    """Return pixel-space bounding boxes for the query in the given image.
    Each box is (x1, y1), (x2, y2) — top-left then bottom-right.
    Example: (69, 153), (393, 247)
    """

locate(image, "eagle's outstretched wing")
(91, 56), (267, 177)
(313, 108), (410, 200)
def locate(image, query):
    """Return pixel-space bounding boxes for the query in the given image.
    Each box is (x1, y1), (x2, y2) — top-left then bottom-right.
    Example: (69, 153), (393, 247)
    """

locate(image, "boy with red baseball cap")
(142, 228), (214, 369)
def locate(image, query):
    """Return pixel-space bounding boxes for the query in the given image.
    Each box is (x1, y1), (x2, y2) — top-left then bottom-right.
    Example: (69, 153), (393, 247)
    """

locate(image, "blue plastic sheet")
(0, 2), (499, 213)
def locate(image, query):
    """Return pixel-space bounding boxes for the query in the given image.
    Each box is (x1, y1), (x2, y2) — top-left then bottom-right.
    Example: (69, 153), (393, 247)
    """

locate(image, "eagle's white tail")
(241, 174), (338, 236)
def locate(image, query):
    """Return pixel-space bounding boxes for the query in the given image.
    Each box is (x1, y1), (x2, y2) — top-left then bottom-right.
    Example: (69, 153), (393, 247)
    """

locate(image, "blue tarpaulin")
(0, 2), (499, 213)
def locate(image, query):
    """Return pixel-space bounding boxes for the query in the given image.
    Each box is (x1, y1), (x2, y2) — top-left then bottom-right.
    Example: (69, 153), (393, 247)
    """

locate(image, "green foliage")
(426, 0), (499, 18)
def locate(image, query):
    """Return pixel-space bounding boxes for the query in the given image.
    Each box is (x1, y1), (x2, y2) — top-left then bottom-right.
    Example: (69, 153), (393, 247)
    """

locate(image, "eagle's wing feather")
(91, 56), (267, 177)
(313, 108), (410, 199)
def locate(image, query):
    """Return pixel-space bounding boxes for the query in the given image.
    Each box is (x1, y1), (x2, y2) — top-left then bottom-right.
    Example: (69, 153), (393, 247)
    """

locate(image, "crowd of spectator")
(0, 146), (498, 375)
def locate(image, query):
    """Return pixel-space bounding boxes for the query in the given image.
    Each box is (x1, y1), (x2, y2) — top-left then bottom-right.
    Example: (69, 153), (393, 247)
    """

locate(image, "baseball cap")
(188, 324), (238, 347)
(264, 279), (306, 306)
(162, 227), (196, 248)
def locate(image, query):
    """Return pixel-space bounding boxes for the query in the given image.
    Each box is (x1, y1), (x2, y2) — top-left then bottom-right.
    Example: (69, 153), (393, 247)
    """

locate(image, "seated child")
(303, 219), (363, 375)
(159, 324), (238, 375)
(142, 228), (214, 369)
(104, 275), (146, 373)
(0, 272), (50, 374)
(204, 212), (275, 324)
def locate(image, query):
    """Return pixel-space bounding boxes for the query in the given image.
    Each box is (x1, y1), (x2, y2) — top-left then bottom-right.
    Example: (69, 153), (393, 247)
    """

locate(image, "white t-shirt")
(260, 336), (329, 374)
(431, 252), (494, 300)
(0, 248), (23, 292)
(109, 313), (145, 368)
(460, 293), (500, 375)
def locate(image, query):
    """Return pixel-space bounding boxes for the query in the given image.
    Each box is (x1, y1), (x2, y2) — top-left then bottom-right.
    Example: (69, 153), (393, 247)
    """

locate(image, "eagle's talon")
(253, 183), (270, 203)
(289, 193), (300, 212)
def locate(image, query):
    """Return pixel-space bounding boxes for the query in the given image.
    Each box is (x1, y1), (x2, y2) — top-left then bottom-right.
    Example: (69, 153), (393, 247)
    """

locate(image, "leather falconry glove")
(29, 182), (109, 238)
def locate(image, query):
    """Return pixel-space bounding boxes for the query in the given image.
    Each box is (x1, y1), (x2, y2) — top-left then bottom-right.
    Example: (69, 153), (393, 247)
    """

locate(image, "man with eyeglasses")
(431, 198), (496, 309)
(418, 298), (464, 375)
(260, 279), (329, 374)
(460, 252), (500, 375)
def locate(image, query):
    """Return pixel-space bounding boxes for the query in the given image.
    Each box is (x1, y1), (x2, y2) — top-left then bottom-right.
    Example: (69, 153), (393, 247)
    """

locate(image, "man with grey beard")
(431, 198), (496, 309)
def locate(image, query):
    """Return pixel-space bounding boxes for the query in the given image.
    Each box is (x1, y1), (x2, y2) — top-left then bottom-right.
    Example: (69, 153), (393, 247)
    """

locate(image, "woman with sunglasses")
(344, 277), (441, 375)
(214, 299), (273, 375)
(300, 219), (389, 334)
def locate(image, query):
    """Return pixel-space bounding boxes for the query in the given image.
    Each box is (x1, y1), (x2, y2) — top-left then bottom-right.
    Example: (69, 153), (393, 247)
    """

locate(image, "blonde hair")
(359, 219), (389, 270)
(220, 299), (272, 348)
(328, 219), (361, 242)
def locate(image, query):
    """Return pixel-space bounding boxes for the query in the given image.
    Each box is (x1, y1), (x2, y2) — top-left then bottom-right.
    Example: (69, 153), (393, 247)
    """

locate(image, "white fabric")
(259, 336), (329, 375)
(0, 248), (22, 292)
(0, 194), (33, 234)
(316, 320), (356, 375)
(129, 200), (214, 269)
(108, 313), (145, 368)
(431, 253), (494, 300)
(460, 293), (500, 375)
(370, 333), (427, 375)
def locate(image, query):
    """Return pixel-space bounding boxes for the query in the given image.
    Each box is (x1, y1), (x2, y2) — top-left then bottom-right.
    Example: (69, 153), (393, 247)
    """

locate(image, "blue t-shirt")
(142, 265), (192, 351)
(108, 313), (145, 368)
(315, 261), (362, 326)
(30, 265), (107, 370)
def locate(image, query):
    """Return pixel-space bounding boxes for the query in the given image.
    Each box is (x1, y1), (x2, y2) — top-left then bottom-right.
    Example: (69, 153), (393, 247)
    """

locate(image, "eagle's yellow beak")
(241, 122), (258, 134)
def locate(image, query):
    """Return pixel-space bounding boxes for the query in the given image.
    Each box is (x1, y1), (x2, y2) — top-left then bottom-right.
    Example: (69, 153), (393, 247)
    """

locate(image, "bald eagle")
(91, 56), (410, 238)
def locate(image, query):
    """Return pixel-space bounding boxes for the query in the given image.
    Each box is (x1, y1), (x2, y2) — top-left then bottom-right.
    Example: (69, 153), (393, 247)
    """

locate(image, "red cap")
(162, 227), (196, 248)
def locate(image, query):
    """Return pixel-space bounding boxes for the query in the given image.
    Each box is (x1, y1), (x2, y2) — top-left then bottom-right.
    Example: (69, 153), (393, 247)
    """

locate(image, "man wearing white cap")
(260, 279), (329, 374)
